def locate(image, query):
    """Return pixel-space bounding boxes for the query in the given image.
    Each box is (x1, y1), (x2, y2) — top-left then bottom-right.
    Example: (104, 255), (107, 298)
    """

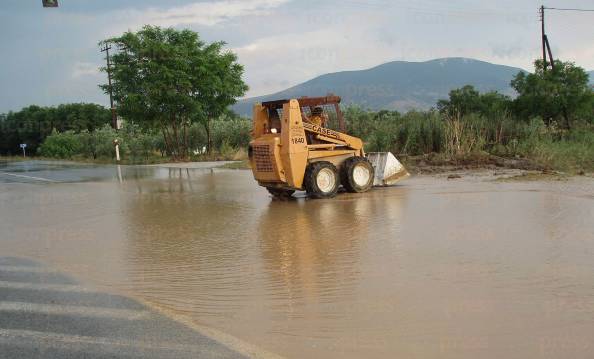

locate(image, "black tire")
(304, 161), (340, 199)
(266, 187), (295, 199)
(340, 156), (375, 193)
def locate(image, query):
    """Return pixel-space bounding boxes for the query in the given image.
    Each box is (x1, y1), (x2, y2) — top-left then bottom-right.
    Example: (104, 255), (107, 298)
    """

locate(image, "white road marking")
(0, 328), (208, 353)
(0, 281), (94, 293)
(0, 171), (57, 182)
(142, 298), (287, 359)
(0, 301), (149, 320)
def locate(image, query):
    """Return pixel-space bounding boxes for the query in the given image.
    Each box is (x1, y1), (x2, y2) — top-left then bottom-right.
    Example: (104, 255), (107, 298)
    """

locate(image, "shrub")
(443, 114), (488, 156)
(396, 111), (444, 155)
(120, 123), (160, 162)
(37, 129), (82, 158)
(517, 125), (594, 172)
(212, 117), (251, 151)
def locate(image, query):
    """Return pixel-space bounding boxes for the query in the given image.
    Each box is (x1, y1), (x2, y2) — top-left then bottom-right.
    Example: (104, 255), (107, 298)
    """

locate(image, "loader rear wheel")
(304, 161), (339, 199)
(341, 156), (374, 193)
(266, 187), (295, 199)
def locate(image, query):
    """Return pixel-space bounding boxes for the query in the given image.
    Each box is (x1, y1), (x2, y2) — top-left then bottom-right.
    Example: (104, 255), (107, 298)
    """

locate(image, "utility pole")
(538, 5), (594, 71)
(540, 5), (547, 71)
(100, 44), (121, 162)
(539, 6), (556, 71)
(100, 44), (118, 130)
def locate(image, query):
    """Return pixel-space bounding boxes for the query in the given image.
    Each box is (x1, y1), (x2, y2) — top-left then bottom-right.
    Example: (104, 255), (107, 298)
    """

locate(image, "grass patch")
(523, 130), (594, 174)
(0, 155), (29, 162)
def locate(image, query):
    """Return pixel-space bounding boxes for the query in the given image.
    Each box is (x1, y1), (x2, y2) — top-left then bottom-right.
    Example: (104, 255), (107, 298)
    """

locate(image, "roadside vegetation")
(344, 59), (593, 174)
(35, 114), (250, 164)
(345, 107), (593, 174)
(0, 24), (591, 174)
(0, 104), (250, 164)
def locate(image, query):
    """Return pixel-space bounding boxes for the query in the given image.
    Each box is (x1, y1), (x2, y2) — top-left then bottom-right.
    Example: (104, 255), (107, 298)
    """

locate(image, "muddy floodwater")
(2, 161), (594, 358)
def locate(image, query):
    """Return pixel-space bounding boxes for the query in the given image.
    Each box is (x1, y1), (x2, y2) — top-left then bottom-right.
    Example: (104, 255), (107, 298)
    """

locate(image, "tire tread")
(340, 156), (374, 193)
(304, 161), (339, 199)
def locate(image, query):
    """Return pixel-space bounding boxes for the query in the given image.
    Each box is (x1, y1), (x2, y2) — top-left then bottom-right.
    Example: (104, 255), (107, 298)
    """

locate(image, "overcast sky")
(0, 0), (592, 112)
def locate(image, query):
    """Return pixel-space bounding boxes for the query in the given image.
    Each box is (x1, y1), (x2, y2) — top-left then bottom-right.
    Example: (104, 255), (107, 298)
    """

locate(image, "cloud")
(122, 0), (289, 28)
(72, 62), (100, 78)
(557, 45), (594, 71)
(3, 0), (594, 111)
(232, 25), (402, 97)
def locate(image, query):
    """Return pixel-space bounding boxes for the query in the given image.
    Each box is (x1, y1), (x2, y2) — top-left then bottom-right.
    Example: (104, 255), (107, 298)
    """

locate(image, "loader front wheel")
(341, 156), (374, 193)
(304, 161), (339, 199)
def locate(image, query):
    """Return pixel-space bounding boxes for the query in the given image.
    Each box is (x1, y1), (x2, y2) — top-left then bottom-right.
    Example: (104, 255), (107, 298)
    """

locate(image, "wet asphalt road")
(0, 257), (243, 359)
(0, 160), (235, 184)
(0, 160), (152, 184)
(0, 256), (246, 358)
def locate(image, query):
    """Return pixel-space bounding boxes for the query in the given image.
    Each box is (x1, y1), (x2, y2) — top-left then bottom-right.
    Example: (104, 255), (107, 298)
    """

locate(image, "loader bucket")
(367, 152), (410, 186)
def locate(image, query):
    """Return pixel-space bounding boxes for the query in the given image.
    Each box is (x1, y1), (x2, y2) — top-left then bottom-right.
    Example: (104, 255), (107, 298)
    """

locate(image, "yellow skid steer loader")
(248, 95), (408, 198)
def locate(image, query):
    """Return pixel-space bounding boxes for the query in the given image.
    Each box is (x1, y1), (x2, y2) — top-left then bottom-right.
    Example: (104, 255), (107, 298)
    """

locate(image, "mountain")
(589, 71), (594, 85)
(233, 58), (525, 117)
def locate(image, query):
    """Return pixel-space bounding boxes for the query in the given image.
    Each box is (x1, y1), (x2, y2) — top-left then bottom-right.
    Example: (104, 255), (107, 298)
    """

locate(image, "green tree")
(194, 44), (249, 154)
(437, 85), (481, 117)
(511, 59), (593, 129)
(478, 91), (512, 119)
(437, 85), (512, 119)
(0, 103), (110, 155)
(101, 26), (247, 159)
(78, 125), (119, 159)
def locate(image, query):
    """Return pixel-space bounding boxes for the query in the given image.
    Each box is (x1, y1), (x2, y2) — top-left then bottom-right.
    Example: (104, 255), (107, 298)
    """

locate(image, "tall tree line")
(0, 103), (111, 155)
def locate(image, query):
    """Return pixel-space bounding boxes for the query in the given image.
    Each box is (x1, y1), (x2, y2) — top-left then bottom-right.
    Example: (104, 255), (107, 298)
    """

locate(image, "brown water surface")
(2, 164), (594, 358)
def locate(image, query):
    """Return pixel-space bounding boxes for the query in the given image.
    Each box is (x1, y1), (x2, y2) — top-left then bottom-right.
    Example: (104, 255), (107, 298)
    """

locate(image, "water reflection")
(2, 163), (594, 359)
(254, 191), (409, 356)
(116, 170), (411, 356)
(258, 200), (365, 308)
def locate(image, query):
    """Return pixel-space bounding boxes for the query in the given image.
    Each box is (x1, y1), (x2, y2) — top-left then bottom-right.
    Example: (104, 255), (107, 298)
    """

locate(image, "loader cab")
(253, 96), (346, 141)
(268, 108), (282, 134)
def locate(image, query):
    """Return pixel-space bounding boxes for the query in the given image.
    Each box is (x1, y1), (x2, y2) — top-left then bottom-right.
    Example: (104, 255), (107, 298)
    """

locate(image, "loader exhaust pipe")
(367, 152), (409, 186)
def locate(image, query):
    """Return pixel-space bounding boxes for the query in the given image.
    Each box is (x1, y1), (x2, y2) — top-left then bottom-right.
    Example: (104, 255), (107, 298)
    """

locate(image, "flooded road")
(1, 161), (594, 358)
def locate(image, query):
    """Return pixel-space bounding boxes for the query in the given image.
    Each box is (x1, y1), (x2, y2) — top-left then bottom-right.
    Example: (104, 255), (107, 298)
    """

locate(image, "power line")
(543, 7), (594, 12)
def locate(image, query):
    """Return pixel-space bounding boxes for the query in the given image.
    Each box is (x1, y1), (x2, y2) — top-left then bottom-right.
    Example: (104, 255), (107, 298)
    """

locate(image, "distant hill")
(589, 71), (594, 85)
(233, 58), (526, 116)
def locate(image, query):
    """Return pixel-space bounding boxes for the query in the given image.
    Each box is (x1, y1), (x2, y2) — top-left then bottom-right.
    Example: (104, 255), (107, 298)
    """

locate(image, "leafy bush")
(212, 117), (251, 151)
(120, 123), (161, 162)
(37, 129), (83, 158)
(185, 115), (251, 155)
(76, 125), (119, 159)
